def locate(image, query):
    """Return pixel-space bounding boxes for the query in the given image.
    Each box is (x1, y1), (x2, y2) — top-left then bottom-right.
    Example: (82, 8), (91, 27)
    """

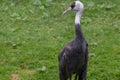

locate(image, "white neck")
(75, 11), (82, 24)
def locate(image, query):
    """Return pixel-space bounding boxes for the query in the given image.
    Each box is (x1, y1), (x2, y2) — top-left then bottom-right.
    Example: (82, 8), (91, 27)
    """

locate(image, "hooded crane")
(58, 1), (88, 80)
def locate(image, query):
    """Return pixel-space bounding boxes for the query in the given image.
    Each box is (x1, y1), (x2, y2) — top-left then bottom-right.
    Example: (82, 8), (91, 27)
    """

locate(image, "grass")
(0, 0), (120, 80)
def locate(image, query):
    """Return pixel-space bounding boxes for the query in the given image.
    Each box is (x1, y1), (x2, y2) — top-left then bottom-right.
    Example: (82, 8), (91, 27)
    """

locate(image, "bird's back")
(59, 38), (87, 73)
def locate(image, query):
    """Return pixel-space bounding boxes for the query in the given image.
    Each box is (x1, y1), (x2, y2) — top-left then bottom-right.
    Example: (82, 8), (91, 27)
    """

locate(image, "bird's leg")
(59, 70), (68, 80)
(59, 71), (63, 80)
(78, 68), (87, 80)
(68, 74), (72, 80)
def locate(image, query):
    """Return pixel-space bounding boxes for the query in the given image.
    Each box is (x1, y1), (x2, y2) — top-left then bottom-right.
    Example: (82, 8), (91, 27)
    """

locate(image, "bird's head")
(63, 1), (84, 14)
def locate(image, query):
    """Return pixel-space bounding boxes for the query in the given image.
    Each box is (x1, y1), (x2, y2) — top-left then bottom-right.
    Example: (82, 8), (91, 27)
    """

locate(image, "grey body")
(58, 24), (88, 80)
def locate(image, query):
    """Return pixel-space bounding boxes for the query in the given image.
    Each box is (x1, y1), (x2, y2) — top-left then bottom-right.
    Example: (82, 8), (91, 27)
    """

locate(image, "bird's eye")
(71, 2), (75, 9)
(71, 5), (74, 9)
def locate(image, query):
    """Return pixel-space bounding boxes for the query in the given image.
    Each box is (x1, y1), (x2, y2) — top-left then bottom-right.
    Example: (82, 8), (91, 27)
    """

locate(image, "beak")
(63, 7), (72, 15)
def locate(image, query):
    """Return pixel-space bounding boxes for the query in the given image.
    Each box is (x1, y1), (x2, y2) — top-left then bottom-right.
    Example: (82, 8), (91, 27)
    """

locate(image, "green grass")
(0, 0), (120, 80)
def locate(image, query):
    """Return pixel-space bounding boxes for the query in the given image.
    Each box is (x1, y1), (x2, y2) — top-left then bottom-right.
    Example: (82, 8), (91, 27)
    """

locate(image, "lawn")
(0, 0), (120, 80)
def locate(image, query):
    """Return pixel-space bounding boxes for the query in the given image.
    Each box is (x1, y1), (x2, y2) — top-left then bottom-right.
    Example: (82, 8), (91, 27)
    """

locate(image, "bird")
(58, 1), (88, 80)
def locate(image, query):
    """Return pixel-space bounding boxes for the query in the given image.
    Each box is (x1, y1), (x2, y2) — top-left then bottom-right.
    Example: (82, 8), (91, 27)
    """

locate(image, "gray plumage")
(58, 1), (88, 80)
(58, 24), (88, 80)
